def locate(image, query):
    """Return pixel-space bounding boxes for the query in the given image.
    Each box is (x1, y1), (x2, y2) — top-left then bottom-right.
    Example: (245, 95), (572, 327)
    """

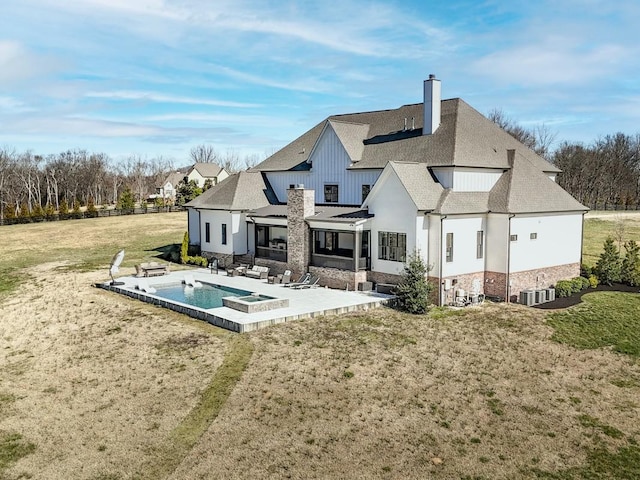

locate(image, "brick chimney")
(423, 74), (441, 135)
(287, 185), (315, 276)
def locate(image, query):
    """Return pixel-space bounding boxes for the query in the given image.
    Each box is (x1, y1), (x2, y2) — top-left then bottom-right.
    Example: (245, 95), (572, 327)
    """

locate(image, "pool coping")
(97, 269), (393, 333)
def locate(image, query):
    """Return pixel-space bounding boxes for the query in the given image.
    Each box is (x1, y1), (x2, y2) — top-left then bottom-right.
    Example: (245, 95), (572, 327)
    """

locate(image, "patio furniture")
(269, 270), (292, 285)
(226, 264), (247, 276)
(291, 274), (319, 289)
(284, 273), (310, 288)
(136, 278), (157, 294)
(183, 273), (202, 288)
(209, 258), (219, 274)
(454, 288), (469, 307)
(245, 265), (270, 279)
(139, 262), (169, 277)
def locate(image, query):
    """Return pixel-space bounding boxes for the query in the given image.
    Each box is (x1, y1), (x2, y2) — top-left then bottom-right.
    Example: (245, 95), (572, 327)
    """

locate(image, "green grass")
(0, 432), (36, 472)
(0, 213), (186, 300)
(138, 334), (254, 479)
(583, 215), (640, 267)
(547, 292), (640, 357)
(531, 444), (640, 479)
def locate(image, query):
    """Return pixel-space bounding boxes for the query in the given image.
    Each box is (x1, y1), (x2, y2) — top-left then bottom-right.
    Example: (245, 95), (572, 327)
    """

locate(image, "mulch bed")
(533, 283), (640, 309)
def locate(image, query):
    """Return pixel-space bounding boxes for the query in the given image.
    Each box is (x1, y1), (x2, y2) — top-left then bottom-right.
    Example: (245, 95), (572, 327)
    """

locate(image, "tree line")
(489, 109), (640, 208)
(0, 145), (263, 221)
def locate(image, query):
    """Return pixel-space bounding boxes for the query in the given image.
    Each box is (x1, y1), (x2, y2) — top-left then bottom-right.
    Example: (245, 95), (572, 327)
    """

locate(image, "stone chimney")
(423, 74), (441, 135)
(287, 185), (315, 276)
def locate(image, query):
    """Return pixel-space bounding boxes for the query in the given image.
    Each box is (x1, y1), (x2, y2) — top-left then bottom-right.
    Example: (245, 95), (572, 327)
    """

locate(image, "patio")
(99, 268), (392, 333)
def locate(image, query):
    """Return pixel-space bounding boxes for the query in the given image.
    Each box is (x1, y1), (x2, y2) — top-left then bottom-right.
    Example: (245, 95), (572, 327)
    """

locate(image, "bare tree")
(190, 144), (219, 163)
(487, 108), (556, 160)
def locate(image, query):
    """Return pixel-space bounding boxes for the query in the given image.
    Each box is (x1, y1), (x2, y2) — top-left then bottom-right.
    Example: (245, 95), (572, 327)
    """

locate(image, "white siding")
(199, 210), (249, 255)
(368, 172), (420, 275)
(509, 213), (583, 272)
(431, 167), (504, 191)
(428, 214), (441, 276)
(486, 214), (509, 273)
(441, 216), (486, 277)
(187, 208), (200, 245)
(265, 125), (382, 205)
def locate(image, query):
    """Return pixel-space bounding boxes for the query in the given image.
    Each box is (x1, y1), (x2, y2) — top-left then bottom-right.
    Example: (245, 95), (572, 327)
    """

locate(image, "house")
(185, 162), (229, 188)
(186, 76), (587, 304)
(157, 163), (229, 202)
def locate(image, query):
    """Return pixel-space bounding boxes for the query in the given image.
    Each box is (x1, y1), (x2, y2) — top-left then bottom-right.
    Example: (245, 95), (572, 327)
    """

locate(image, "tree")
(487, 108), (556, 160)
(394, 250), (433, 314)
(190, 144), (219, 163)
(621, 240), (640, 286)
(117, 187), (135, 211)
(86, 196), (97, 217)
(595, 237), (621, 285)
(203, 178), (214, 191)
(176, 180), (202, 206)
(180, 231), (189, 264)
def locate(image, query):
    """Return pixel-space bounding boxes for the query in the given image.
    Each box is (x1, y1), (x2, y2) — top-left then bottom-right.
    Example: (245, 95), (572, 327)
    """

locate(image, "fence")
(0, 205), (186, 226)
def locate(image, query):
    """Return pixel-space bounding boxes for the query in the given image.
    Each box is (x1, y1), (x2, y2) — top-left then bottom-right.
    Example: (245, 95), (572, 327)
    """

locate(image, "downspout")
(439, 215), (447, 306)
(506, 214), (516, 303)
(580, 211), (587, 271)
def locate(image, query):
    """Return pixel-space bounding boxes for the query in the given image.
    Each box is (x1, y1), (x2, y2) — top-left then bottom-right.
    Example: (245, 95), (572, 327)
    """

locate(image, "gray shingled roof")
(488, 152), (587, 213)
(190, 162), (224, 178)
(252, 99), (561, 173)
(435, 191), (491, 215)
(387, 162), (444, 210)
(249, 204), (372, 224)
(328, 120), (369, 162)
(185, 171), (269, 210)
(159, 171), (185, 188)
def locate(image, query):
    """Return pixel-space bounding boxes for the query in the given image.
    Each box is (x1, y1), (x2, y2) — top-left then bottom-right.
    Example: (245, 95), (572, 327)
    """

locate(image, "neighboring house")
(156, 171), (185, 201)
(157, 163), (229, 202)
(186, 76), (587, 304)
(186, 162), (229, 188)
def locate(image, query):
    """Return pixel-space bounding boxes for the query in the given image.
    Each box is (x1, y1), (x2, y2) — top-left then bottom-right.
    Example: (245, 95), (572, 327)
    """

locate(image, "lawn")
(582, 212), (640, 267)
(1, 213), (639, 479)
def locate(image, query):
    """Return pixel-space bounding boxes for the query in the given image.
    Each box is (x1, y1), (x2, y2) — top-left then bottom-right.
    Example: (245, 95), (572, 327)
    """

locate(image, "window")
(221, 224), (227, 245)
(530, 232), (537, 240)
(510, 234), (518, 242)
(361, 184), (371, 203)
(446, 232), (453, 262)
(324, 184), (338, 203)
(205, 222), (210, 243)
(378, 232), (406, 262)
(476, 230), (484, 259)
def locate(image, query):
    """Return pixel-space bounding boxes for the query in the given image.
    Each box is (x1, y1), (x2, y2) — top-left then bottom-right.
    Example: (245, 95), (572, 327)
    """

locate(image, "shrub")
(579, 276), (590, 290)
(44, 203), (55, 220)
(570, 277), (583, 293)
(394, 250), (433, 314)
(3, 203), (16, 220)
(117, 187), (135, 212)
(86, 196), (98, 217)
(621, 240), (640, 286)
(59, 199), (69, 219)
(588, 274), (599, 288)
(581, 264), (593, 277)
(180, 231), (189, 264)
(555, 280), (573, 298)
(72, 199), (82, 218)
(595, 237), (621, 285)
(184, 255), (208, 267)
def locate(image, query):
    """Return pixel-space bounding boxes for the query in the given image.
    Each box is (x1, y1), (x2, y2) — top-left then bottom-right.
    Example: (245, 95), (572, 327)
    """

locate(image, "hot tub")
(222, 294), (289, 313)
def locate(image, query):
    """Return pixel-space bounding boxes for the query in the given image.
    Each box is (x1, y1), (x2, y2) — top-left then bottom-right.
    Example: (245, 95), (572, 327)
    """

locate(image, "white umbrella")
(109, 249), (125, 285)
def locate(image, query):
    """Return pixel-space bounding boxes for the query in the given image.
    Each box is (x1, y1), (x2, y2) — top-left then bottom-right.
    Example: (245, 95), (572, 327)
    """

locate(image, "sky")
(1, 0), (639, 164)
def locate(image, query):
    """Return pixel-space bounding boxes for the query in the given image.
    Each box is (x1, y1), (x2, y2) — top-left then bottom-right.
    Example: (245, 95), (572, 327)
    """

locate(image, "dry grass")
(583, 212), (640, 267)
(172, 304), (640, 479)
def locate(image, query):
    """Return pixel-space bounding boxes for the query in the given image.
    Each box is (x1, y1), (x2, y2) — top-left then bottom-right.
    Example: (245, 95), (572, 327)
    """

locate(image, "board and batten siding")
(431, 167), (504, 192)
(265, 124), (381, 205)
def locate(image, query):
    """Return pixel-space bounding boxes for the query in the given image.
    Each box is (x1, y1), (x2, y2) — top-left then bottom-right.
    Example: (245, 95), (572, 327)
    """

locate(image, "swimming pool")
(153, 282), (252, 309)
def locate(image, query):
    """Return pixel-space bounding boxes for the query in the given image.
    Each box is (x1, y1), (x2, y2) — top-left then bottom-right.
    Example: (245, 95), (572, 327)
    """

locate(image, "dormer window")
(324, 184), (338, 203)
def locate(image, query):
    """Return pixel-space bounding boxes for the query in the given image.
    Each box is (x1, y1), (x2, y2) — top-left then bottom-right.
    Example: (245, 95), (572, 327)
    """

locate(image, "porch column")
(354, 230), (361, 272)
(287, 186), (315, 276)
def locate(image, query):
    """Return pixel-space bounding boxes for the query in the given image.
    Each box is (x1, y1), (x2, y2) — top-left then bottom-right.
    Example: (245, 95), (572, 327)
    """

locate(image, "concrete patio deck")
(98, 269), (393, 333)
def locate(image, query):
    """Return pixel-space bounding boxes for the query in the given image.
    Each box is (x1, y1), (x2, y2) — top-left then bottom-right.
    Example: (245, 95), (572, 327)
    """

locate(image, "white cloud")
(0, 40), (62, 86)
(85, 90), (260, 108)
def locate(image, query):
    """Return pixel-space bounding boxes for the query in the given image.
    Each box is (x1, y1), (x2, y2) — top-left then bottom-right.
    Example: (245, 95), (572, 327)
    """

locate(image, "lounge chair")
(290, 274), (320, 289)
(136, 278), (157, 294)
(183, 273), (202, 288)
(284, 273), (310, 288)
(278, 270), (292, 285)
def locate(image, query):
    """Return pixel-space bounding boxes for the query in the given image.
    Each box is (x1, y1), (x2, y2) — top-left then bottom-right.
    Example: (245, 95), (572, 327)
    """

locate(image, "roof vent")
(295, 184), (304, 189)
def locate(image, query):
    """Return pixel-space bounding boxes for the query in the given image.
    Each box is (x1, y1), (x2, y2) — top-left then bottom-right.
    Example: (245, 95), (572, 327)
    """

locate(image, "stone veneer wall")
(201, 251), (234, 268)
(308, 266), (367, 290)
(287, 187), (315, 278)
(440, 271), (486, 306)
(509, 262), (580, 303)
(367, 270), (404, 287)
(253, 258), (289, 277)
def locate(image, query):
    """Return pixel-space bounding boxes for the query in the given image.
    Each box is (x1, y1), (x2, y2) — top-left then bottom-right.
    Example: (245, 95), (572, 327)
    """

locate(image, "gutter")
(506, 214), (516, 303)
(439, 215), (447, 306)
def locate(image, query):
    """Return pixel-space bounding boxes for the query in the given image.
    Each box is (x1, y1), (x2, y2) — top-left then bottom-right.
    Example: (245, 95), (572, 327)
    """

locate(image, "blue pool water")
(153, 283), (252, 309)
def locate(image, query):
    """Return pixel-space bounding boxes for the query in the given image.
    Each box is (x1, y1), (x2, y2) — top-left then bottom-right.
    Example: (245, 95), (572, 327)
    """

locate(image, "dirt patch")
(0, 263), (228, 479)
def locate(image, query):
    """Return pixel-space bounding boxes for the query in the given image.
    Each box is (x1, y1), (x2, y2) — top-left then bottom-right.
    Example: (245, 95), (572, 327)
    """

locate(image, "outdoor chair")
(136, 278), (157, 294)
(245, 265), (270, 279)
(183, 273), (202, 288)
(291, 275), (319, 289)
(284, 273), (310, 288)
